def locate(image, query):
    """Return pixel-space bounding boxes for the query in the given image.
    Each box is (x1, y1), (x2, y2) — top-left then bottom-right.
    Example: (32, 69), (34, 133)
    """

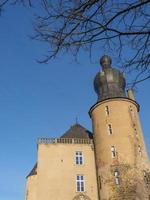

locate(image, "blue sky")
(0, 4), (150, 200)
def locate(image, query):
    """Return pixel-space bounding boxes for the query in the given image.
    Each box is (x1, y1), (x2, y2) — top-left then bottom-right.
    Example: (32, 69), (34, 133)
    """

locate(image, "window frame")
(75, 151), (84, 165)
(76, 175), (85, 192)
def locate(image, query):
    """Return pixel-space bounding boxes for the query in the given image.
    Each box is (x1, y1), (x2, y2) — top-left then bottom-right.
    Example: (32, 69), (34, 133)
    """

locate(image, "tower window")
(98, 176), (102, 189)
(108, 124), (113, 135)
(76, 175), (85, 192)
(114, 170), (120, 185)
(111, 146), (116, 158)
(75, 151), (83, 165)
(133, 123), (137, 131)
(138, 145), (142, 156)
(105, 106), (110, 116)
(129, 105), (133, 112)
(143, 171), (150, 184)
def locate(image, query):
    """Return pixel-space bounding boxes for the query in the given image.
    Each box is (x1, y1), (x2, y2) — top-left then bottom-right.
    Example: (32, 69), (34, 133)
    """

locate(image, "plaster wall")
(36, 142), (98, 200)
(26, 175), (37, 200)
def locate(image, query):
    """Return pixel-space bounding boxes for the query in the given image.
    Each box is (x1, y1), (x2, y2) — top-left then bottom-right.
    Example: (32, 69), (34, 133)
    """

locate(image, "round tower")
(89, 56), (150, 200)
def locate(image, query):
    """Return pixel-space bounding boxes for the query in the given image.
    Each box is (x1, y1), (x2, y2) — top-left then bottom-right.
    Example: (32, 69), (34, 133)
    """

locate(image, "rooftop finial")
(100, 55), (112, 71)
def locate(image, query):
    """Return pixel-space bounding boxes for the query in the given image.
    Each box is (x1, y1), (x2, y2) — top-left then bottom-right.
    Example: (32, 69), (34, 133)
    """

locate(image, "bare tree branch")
(1, 0), (150, 86)
(31, 0), (150, 86)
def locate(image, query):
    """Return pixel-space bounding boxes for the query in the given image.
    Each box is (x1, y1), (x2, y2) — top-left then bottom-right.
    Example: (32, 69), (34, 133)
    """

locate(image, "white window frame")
(111, 146), (116, 158)
(75, 151), (84, 165)
(76, 175), (85, 192)
(108, 124), (113, 135)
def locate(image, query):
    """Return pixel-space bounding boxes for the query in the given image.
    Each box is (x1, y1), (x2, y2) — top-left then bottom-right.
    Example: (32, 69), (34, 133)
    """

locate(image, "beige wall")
(27, 142), (99, 200)
(90, 98), (149, 199)
(26, 175), (37, 200)
(91, 98), (148, 166)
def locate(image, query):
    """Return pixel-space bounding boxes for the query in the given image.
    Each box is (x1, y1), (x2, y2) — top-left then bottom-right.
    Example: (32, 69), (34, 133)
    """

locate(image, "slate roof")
(61, 123), (93, 139)
(26, 163), (37, 178)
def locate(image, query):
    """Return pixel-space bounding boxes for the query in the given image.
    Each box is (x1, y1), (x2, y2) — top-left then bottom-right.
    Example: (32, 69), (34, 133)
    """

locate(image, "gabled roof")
(61, 123), (93, 139)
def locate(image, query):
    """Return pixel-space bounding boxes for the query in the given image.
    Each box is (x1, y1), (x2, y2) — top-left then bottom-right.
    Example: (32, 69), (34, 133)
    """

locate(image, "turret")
(89, 55), (149, 200)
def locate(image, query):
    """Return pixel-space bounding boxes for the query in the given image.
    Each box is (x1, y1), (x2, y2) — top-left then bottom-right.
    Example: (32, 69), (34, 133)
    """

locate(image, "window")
(105, 106), (110, 116)
(108, 124), (113, 135)
(76, 175), (85, 192)
(138, 145), (142, 156)
(114, 170), (120, 185)
(98, 176), (102, 189)
(133, 123), (137, 131)
(143, 171), (150, 185)
(111, 146), (116, 158)
(129, 105), (133, 112)
(75, 151), (83, 165)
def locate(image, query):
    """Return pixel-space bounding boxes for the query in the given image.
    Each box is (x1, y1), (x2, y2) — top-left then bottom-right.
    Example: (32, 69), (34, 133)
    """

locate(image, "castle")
(25, 56), (150, 200)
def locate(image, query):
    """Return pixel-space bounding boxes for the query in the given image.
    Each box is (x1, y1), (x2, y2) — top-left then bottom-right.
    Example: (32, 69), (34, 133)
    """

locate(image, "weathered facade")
(26, 56), (150, 200)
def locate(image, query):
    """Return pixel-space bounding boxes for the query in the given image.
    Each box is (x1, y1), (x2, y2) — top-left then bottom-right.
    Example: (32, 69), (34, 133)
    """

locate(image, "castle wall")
(36, 142), (98, 200)
(26, 175), (37, 200)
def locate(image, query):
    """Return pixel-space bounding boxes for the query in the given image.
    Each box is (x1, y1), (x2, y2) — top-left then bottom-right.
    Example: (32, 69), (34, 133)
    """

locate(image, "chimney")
(127, 89), (135, 100)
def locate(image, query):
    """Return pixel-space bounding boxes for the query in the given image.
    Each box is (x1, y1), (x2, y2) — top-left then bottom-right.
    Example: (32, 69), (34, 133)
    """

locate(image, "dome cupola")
(94, 55), (126, 101)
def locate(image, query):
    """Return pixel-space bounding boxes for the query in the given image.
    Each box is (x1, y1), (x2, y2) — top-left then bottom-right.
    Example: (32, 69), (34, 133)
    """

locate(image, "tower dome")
(94, 55), (126, 101)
